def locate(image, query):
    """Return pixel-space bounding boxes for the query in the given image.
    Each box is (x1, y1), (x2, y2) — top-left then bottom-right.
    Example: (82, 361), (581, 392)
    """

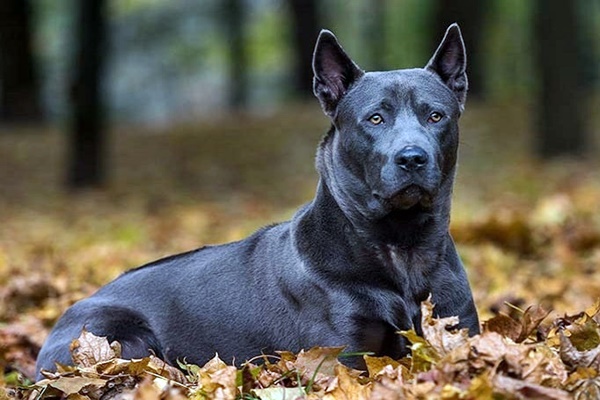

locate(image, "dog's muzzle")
(373, 184), (434, 211)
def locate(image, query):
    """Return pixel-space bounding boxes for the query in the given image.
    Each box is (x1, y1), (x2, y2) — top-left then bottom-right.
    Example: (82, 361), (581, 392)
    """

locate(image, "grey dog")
(36, 24), (479, 379)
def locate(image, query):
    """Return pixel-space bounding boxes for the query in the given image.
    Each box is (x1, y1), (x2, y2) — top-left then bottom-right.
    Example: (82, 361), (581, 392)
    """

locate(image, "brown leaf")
(420, 298), (470, 356)
(517, 305), (551, 342)
(564, 367), (600, 399)
(293, 346), (346, 390)
(0, 273), (60, 319)
(146, 355), (188, 382)
(367, 365), (405, 400)
(520, 345), (567, 387)
(364, 355), (400, 378)
(483, 313), (522, 342)
(468, 331), (567, 386)
(484, 305), (551, 344)
(48, 376), (106, 395)
(493, 374), (571, 400)
(132, 376), (163, 400)
(468, 331), (520, 368)
(295, 347), (345, 378)
(559, 330), (600, 370)
(70, 329), (121, 367)
(187, 354), (237, 400)
(322, 364), (371, 400)
(0, 320), (43, 380)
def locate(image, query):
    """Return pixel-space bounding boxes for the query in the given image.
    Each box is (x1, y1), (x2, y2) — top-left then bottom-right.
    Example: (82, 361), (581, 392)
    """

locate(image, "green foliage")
(484, 0), (535, 100)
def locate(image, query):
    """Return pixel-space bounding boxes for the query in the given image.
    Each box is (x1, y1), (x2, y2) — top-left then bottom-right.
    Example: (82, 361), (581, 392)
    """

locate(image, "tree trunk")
(363, 0), (386, 71)
(223, 0), (248, 109)
(534, 0), (587, 159)
(288, 0), (320, 98)
(67, 0), (107, 189)
(432, 0), (485, 98)
(0, 0), (43, 122)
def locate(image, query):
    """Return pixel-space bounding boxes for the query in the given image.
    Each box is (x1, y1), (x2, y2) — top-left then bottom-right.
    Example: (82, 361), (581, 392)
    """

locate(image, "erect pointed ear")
(425, 23), (468, 110)
(313, 29), (364, 117)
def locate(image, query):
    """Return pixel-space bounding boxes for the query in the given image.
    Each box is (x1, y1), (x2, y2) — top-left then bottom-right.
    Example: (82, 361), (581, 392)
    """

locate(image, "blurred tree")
(0, 0), (43, 122)
(363, 0), (386, 71)
(67, 0), (107, 189)
(222, 0), (248, 109)
(533, 0), (587, 159)
(432, 0), (486, 98)
(288, 0), (320, 98)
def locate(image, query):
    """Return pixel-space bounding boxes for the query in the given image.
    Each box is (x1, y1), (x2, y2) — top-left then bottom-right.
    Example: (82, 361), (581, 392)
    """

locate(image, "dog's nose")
(395, 146), (429, 171)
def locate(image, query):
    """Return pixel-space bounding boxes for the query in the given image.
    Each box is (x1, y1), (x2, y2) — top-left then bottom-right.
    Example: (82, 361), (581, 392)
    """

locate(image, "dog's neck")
(292, 176), (454, 283)
(292, 178), (450, 290)
(315, 176), (452, 247)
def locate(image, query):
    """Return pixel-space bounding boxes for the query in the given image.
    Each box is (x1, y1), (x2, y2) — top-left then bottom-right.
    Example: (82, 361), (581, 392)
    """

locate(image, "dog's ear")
(313, 30), (364, 117)
(425, 23), (468, 110)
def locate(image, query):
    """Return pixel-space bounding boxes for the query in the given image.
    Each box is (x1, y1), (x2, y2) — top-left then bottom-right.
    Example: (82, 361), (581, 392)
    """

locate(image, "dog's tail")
(93, 305), (165, 360)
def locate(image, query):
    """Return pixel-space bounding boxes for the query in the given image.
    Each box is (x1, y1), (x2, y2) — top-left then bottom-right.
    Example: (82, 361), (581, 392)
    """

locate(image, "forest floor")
(1, 101), (599, 398)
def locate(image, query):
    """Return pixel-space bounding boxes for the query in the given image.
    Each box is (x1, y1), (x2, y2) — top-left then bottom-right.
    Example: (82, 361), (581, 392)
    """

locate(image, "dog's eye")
(428, 112), (443, 123)
(368, 114), (384, 125)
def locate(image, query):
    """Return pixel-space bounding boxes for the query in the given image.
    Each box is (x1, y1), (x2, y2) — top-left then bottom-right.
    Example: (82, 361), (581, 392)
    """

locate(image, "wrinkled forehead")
(340, 69), (460, 116)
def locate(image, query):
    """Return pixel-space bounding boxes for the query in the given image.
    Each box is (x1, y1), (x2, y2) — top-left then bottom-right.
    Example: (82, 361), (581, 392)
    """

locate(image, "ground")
(0, 102), (599, 398)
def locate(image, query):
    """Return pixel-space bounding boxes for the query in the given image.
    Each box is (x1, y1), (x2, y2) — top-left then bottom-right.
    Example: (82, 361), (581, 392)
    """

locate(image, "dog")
(36, 23), (479, 379)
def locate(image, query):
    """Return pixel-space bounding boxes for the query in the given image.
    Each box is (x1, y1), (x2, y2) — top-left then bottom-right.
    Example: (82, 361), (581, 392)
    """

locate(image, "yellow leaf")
(364, 355), (399, 378)
(467, 373), (494, 399)
(584, 299), (600, 318)
(322, 365), (371, 400)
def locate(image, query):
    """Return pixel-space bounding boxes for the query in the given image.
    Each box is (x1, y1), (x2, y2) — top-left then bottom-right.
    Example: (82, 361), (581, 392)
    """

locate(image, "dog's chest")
(371, 245), (437, 321)
(382, 245), (435, 286)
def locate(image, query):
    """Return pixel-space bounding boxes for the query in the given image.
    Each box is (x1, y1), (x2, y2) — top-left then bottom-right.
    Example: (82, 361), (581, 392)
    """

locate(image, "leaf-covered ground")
(0, 102), (599, 398)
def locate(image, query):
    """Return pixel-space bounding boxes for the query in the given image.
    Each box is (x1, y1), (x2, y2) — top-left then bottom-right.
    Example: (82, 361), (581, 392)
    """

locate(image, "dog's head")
(313, 24), (467, 224)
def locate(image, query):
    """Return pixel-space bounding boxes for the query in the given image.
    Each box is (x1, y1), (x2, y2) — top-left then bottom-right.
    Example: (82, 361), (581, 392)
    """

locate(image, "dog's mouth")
(373, 185), (434, 211)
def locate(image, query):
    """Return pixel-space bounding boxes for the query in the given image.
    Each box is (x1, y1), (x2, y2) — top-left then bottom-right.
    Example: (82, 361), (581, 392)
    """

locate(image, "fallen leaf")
(186, 354), (237, 400)
(133, 376), (163, 400)
(420, 299), (470, 356)
(364, 355), (400, 378)
(70, 329), (122, 367)
(466, 373), (494, 399)
(559, 330), (600, 370)
(493, 374), (571, 400)
(399, 328), (439, 372)
(518, 305), (551, 342)
(294, 346), (346, 390)
(48, 376), (106, 395)
(483, 313), (522, 342)
(252, 387), (304, 400)
(564, 367), (600, 399)
(322, 364), (371, 400)
(567, 314), (600, 351)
